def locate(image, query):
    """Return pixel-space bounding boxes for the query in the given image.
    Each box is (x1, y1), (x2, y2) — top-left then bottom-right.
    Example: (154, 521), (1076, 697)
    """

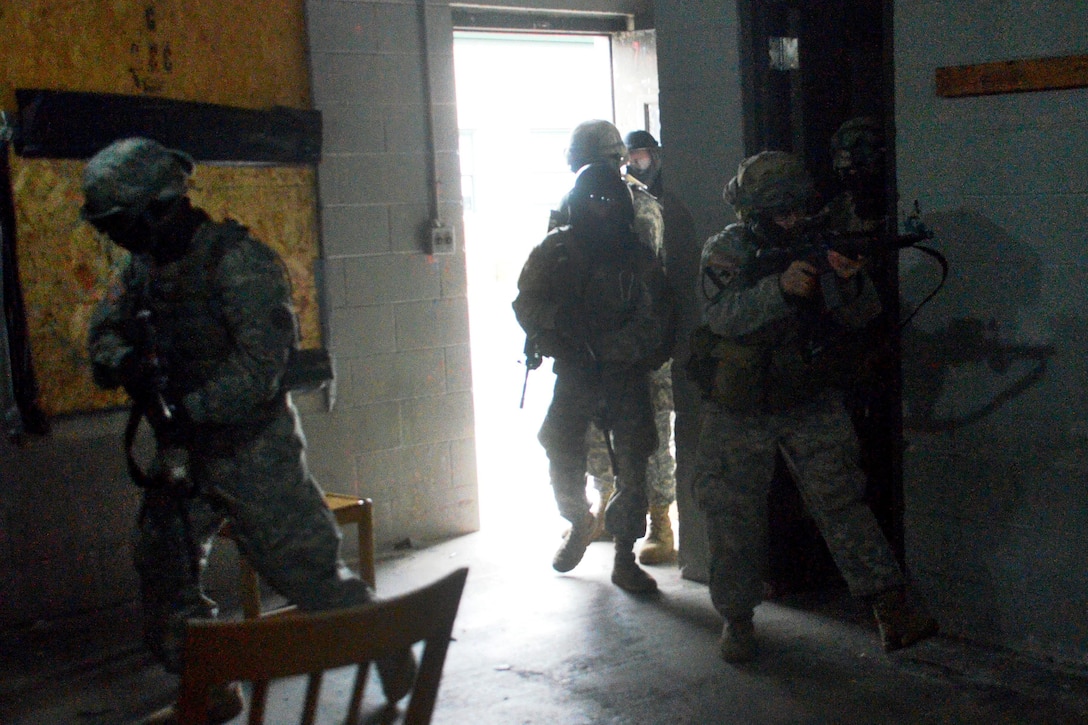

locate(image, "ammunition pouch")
(282, 347), (334, 392)
(685, 324), (765, 411)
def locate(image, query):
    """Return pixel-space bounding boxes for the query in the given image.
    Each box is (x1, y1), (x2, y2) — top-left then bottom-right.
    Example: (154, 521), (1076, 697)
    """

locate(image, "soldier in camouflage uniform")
(621, 130), (678, 564)
(546, 120), (676, 563)
(82, 138), (413, 724)
(818, 117), (901, 545)
(515, 162), (672, 593)
(693, 151), (936, 663)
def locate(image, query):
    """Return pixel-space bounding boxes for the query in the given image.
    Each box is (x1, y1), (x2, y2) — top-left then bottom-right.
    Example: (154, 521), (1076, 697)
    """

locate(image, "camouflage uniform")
(585, 360), (674, 507)
(88, 216), (371, 673)
(694, 219), (904, 624)
(513, 223), (671, 543)
(551, 181), (675, 509)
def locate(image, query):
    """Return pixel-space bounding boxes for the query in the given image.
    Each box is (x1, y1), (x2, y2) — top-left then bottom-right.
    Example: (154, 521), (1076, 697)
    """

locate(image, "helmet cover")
(830, 117), (884, 177)
(566, 120), (628, 172)
(723, 150), (812, 219)
(81, 137), (194, 220)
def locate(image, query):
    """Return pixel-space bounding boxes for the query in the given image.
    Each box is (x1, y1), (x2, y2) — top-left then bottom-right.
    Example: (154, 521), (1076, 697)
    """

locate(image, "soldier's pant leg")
(585, 423), (616, 495)
(603, 374), (656, 542)
(135, 487), (226, 673)
(585, 423), (615, 543)
(539, 372), (593, 524)
(194, 411), (374, 614)
(646, 361), (677, 508)
(778, 394), (904, 598)
(189, 405), (411, 699)
(694, 405), (776, 621)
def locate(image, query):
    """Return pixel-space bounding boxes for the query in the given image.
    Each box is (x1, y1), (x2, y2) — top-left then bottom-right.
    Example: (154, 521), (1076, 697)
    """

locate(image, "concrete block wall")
(302, 0), (479, 548)
(894, 1), (1088, 664)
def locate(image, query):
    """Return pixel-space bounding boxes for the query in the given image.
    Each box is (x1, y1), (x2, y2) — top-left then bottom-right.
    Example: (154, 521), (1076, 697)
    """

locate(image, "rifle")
(519, 334), (543, 409)
(746, 226), (933, 297)
(124, 307), (193, 494)
(740, 217), (936, 360)
(123, 307), (202, 582)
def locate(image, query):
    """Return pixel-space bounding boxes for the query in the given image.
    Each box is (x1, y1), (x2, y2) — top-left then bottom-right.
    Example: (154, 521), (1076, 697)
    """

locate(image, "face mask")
(89, 212), (156, 254)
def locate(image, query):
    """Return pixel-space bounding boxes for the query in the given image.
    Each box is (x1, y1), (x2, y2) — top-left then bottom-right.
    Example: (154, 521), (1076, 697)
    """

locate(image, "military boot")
(718, 617), (757, 663)
(553, 509), (597, 573)
(638, 504), (677, 565)
(872, 588), (939, 652)
(141, 682), (245, 725)
(611, 539), (658, 593)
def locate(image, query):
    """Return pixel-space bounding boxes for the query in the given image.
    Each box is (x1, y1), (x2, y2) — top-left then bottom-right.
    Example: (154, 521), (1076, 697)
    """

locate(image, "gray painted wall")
(654, 1), (746, 583)
(894, 1), (1088, 663)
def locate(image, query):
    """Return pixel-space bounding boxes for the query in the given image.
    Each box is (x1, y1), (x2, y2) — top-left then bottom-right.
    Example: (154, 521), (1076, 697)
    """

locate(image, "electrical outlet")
(430, 223), (455, 255)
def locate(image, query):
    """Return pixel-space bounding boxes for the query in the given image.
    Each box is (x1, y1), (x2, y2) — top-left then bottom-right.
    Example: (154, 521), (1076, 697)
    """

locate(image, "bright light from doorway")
(452, 31), (613, 532)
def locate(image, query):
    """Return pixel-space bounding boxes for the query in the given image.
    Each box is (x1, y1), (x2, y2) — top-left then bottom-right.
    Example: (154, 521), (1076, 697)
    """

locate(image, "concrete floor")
(4, 501), (1088, 725)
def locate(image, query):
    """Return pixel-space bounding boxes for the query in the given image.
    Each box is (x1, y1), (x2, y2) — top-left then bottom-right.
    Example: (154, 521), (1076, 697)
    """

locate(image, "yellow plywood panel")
(0, 0), (310, 110)
(11, 152), (321, 416)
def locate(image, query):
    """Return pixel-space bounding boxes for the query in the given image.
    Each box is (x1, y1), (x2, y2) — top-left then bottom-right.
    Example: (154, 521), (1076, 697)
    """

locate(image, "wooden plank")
(936, 54), (1088, 98)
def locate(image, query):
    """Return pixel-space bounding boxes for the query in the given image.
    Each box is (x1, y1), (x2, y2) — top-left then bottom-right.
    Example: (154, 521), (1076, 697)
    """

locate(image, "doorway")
(452, 31), (616, 533)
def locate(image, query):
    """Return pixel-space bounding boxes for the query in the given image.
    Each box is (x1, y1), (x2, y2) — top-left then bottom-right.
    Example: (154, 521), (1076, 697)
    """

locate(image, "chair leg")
(358, 499), (376, 589)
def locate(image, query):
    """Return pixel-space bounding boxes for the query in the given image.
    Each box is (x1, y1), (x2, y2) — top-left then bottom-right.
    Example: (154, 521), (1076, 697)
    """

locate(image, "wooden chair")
(176, 566), (469, 725)
(227, 494), (376, 619)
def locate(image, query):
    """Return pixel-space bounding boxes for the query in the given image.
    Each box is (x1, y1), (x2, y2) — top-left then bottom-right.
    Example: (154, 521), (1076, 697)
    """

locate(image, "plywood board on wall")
(11, 153), (322, 416)
(0, 0), (310, 110)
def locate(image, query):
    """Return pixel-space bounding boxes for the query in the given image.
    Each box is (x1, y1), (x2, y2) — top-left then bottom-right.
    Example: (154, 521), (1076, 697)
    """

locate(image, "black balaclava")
(568, 162), (636, 251)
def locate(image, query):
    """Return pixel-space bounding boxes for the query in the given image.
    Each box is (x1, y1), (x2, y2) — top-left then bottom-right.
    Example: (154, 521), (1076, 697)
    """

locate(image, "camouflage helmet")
(723, 150), (812, 219)
(81, 137), (194, 220)
(566, 120), (628, 172)
(830, 117), (884, 178)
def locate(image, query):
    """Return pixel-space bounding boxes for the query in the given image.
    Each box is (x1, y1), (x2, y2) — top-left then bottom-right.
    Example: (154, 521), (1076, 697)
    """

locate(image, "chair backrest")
(176, 567), (469, 725)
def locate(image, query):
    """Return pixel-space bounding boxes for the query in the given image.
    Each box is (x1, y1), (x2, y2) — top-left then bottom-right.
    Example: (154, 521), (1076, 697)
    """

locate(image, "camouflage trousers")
(135, 401), (370, 673)
(586, 360), (676, 507)
(539, 366), (657, 543)
(693, 389), (904, 622)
